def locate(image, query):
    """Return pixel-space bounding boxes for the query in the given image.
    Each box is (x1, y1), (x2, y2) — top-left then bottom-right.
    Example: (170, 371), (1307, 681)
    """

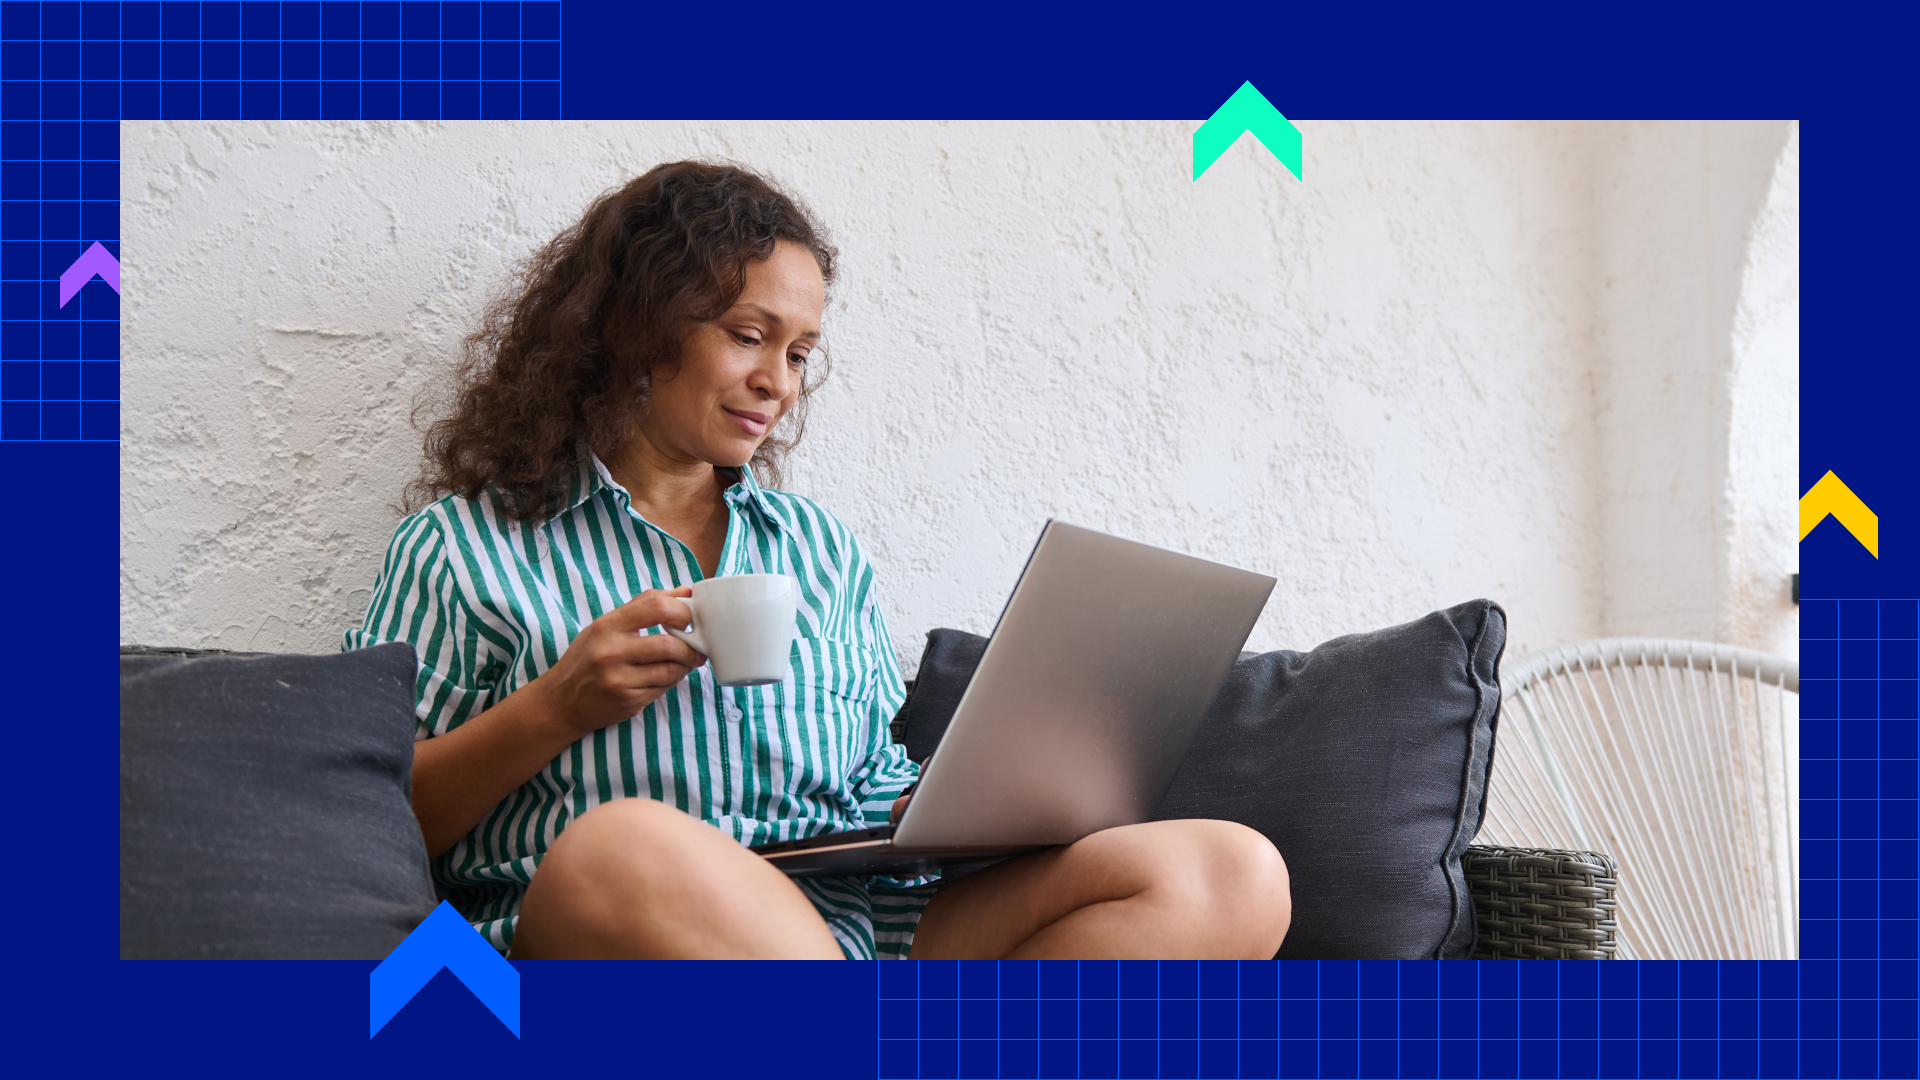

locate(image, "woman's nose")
(753, 352), (796, 400)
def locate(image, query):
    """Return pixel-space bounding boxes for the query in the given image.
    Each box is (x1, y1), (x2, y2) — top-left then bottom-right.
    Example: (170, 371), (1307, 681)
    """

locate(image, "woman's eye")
(734, 333), (761, 347)
(788, 352), (809, 366)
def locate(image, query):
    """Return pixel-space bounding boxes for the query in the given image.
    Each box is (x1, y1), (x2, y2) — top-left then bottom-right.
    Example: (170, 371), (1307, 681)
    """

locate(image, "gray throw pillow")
(892, 599), (1505, 960)
(120, 643), (436, 959)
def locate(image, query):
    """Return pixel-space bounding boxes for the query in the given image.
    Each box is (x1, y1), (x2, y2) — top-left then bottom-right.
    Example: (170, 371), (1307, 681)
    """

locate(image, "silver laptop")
(751, 520), (1276, 878)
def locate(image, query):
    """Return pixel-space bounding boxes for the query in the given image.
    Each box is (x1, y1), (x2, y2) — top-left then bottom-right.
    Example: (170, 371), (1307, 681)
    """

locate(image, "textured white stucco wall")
(1723, 125), (1800, 657)
(119, 120), (1798, 674)
(1590, 120), (1799, 656)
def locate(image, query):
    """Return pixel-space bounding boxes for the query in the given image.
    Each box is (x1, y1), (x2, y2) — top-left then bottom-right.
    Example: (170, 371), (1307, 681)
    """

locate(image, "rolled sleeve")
(343, 511), (499, 739)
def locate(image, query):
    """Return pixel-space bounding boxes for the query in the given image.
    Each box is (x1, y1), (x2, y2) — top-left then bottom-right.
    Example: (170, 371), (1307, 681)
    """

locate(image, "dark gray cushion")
(893, 599), (1505, 960)
(120, 643), (436, 959)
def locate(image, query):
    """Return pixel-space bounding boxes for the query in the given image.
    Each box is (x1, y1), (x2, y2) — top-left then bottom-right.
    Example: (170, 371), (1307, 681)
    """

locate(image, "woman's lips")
(724, 407), (771, 436)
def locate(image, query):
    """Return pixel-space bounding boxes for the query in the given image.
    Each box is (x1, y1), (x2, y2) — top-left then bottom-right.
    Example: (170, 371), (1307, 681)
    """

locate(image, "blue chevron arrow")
(370, 901), (520, 1037)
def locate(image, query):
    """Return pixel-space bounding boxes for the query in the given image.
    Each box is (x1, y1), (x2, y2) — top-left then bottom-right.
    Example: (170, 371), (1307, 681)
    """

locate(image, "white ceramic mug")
(663, 574), (800, 686)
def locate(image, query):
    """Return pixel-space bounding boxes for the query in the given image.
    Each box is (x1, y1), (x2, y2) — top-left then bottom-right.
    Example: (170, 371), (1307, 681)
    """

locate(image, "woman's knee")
(525, 800), (711, 920)
(537, 798), (715, 899)
(519, 797), (840, 959)
(1122, 819), (1291, 955)
(1204, 821), (1289, 917)
(550, 796), (713, 865)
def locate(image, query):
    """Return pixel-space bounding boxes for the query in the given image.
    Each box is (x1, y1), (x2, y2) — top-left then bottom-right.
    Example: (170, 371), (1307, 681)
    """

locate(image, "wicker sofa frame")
(1463, 845), (1619, 959)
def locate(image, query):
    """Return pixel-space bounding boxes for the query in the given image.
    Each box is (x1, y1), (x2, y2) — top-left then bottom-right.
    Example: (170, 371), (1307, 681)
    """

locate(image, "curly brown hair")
(408, 160), (837, 520)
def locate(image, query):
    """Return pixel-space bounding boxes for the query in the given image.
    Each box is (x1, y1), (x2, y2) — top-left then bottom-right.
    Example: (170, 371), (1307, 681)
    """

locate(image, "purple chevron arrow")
(58, 241), (120, 308)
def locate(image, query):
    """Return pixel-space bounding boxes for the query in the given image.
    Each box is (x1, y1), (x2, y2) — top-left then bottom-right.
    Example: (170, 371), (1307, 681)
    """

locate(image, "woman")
(347, 161), (1291, 960)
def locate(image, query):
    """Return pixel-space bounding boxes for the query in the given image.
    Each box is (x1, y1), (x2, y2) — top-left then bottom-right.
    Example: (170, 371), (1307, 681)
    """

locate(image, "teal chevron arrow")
(1193, 81), (1302, 182)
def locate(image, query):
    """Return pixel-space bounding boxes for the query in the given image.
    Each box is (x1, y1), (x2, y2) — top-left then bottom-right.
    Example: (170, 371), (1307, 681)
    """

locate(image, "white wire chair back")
(1477, 639), (1799, 960)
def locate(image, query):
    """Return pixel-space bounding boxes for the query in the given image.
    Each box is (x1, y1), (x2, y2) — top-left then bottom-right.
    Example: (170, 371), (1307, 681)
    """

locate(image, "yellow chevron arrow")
(1799, 471), (1878, 558)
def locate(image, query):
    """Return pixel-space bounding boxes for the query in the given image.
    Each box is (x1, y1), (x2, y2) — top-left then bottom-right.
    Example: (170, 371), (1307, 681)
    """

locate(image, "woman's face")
(640, 240), (826, 470)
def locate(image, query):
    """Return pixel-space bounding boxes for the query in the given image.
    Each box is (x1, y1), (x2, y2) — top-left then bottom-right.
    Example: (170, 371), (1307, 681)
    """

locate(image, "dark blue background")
(7, 1), (1914, 1076)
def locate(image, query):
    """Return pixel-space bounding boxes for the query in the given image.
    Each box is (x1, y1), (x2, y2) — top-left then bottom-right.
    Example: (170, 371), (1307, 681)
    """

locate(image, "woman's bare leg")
(511, 798), (843, 959)
(909, 819), (1289, 960)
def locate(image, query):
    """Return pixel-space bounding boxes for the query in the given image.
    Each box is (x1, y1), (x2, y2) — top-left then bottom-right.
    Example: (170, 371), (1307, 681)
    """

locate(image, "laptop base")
(751, 827), (1044, 878)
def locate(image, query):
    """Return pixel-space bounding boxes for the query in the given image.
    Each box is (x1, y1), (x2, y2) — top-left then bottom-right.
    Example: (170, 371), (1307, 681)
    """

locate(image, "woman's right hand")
(531, 587), (708, 738)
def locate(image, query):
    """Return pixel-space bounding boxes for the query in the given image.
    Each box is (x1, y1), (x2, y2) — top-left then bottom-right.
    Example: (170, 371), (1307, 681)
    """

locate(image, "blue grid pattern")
(878, 960), (1920, 1079)
(0, 114), (115, 440)
(1801, 598), (1920, 961)
(0, 1), (562, 441)
(103, 1), (565, 121)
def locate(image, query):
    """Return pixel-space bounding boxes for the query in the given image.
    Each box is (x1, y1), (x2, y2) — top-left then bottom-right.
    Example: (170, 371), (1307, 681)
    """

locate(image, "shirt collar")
(719, 457), (780, 519)
(559, 445), (784, 531)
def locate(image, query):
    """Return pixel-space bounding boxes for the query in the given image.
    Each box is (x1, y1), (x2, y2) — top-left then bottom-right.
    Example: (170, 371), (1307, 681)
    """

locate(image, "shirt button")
(725, 702), (743, 721)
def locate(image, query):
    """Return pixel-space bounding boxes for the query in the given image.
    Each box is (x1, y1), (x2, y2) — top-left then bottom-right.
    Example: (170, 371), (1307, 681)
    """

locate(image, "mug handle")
(663, 596), (709, 656)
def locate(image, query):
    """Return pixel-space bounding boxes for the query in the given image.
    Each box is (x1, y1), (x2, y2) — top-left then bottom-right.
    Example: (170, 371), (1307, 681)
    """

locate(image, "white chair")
(1476, 639), (1799, 960)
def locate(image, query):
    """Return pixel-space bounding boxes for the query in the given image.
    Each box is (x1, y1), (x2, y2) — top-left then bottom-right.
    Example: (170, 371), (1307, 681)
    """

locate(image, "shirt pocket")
(782, 635), (879, 791)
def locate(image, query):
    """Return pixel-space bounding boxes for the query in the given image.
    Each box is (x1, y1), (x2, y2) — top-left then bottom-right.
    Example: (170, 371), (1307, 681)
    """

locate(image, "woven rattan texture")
(1466, 845), (1620, 960)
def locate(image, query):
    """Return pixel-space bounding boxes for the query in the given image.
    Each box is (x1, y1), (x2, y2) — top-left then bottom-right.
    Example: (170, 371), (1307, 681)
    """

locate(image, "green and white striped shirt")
(345, 452), (931, 958)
